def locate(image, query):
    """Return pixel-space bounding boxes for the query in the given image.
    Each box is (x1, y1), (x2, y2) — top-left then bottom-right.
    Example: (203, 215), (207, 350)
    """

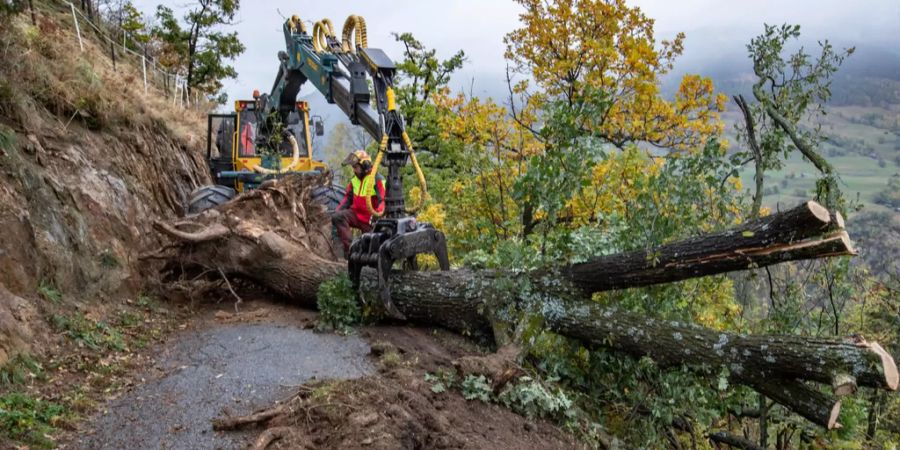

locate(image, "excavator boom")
(258, 13), (450, 320)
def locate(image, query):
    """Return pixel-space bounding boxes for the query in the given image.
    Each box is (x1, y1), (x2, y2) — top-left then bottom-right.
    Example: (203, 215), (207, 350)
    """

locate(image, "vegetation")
(380, 1), (900, 446)
(315, 274), (361, 334)
(0, 393), (65, 449)
(152, 0), (244, 101)
(735, 23), (854, 216)
(36, 281), (62, 303)
(50, 313), (126, 352)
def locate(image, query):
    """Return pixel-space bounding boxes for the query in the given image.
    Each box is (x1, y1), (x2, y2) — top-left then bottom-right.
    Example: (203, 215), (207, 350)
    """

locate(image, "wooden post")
(70, 2), (84, 52)
(110, 41), (116, 71)
(142, 55), (147, 94)
(28, 0), (36, 26)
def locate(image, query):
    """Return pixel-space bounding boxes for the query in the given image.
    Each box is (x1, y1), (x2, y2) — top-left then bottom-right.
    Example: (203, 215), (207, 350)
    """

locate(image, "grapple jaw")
(348, 217), (450, 320)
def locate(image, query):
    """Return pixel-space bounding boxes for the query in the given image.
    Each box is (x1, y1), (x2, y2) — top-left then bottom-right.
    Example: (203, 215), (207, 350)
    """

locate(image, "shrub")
(315, 274), (360, 334)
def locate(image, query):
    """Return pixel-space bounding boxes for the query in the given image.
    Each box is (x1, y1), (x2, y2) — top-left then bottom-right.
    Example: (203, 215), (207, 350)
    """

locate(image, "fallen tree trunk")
(148, 174), (897, 429)
(741, 377), (842, 430)
(563, 200), (850, 293)
(545, 300), (898, 391)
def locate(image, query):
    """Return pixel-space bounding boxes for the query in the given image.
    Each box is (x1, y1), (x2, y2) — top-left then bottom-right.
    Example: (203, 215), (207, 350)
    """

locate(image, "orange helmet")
(341, 149), (372, 166)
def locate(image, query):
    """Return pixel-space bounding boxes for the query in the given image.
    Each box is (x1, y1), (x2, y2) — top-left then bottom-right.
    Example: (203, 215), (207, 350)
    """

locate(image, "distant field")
(723, 105), (900, 215)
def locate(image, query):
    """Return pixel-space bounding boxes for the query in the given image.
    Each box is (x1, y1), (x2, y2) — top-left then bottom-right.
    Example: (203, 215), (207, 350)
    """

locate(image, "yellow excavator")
(195, 13), (449, 319)
(193, 94), (340, 213)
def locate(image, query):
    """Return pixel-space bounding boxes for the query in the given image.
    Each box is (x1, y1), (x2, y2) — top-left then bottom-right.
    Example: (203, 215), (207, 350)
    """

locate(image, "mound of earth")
(216, 325), (581, 450)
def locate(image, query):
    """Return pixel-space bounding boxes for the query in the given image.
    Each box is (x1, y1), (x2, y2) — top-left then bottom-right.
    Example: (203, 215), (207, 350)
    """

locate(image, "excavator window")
(280, 111), (310, 158)
(238, 111), (258, 157)
(206, 114), (235, 160)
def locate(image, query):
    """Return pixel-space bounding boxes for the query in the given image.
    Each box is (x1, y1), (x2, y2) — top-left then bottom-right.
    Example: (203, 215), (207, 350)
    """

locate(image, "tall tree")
(504, 0), (726, 151)
(153, 0), (244, 101)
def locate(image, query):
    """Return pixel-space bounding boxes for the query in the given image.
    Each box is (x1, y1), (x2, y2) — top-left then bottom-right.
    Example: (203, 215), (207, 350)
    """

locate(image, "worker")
(332, 150), (385, 255)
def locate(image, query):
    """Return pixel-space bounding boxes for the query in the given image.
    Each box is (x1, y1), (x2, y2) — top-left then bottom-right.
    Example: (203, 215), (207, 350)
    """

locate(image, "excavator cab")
(191, 99), (333, 215)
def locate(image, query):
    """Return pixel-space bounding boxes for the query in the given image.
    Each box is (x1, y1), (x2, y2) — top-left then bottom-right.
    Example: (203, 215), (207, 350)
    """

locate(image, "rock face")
(0, 127), (209, 299)
(0, 13), (212, 364)
(0, 285), (40, 364)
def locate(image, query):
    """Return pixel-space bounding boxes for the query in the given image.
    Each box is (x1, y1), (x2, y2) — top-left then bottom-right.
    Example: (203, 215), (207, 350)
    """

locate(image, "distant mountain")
(662, 44), (900, 107)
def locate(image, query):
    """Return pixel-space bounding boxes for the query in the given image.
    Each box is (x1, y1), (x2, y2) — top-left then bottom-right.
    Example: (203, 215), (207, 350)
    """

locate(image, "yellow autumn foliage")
(505, 0), (726, 150)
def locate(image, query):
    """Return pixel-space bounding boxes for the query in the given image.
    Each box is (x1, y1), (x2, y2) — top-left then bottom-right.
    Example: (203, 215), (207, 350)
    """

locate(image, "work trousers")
(331, 209), (372, 255)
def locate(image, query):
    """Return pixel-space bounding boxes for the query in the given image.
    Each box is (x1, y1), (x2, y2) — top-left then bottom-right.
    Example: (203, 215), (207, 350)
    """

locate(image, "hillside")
(0, 3), (214, 447)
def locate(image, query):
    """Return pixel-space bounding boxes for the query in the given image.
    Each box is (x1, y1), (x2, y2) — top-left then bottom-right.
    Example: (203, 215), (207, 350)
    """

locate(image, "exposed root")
(153, 221), (229, 243)
(250, 426), (296, 450)
(217, 267), (243, 313)
(212, 402), (292, 431)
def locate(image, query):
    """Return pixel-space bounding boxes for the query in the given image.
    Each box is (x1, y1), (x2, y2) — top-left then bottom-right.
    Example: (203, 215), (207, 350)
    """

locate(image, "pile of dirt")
(217, 325), (582, 450)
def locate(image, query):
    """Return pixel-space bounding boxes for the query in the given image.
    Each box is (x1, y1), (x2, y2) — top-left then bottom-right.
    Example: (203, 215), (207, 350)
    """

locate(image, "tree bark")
(734, 94), (765, 219)
(739, 377), (842, 429)
(543, 298), (897, 391)
(562, 201), (846, 294)
(148, 174), (897, 430)
(709, 431), (766, 450)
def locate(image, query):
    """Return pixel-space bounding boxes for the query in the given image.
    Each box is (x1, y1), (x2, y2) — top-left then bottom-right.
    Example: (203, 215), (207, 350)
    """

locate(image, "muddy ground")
(64, 304), (372, 450)
(54, 297), (580, 450)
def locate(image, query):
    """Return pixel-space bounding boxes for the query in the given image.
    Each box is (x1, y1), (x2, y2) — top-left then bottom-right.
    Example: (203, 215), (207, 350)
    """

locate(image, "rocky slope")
(0, 5), (210, 365)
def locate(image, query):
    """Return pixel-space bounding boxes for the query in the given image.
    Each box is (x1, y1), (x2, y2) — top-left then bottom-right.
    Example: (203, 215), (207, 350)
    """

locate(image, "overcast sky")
(134, 0), (899, 104)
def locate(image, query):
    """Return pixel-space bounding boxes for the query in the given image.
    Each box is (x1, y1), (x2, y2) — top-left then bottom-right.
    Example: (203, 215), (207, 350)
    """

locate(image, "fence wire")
(31, 0), (209, 110)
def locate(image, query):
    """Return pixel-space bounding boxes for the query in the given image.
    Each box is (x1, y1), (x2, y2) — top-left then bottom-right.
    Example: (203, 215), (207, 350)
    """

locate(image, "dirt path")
(65, 304), (373, 450)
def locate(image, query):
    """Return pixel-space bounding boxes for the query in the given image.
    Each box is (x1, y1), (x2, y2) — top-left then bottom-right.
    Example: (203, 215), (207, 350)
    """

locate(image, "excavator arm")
(263, 15), (389, 143)
(260, 13), (450, 319)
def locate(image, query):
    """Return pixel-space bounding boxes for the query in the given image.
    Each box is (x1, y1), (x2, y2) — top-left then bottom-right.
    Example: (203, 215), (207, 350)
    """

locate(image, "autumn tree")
(152, 0), (244, 100)
(504, 0), (725, 151)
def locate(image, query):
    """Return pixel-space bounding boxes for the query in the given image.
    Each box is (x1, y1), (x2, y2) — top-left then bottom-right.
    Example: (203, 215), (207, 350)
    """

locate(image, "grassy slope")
(724, 105), (900, 214)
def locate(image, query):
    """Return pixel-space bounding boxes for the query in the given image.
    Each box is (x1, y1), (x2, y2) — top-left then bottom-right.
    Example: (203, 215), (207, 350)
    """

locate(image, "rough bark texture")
(543, 298), (897, 391)
(740, 377), (842, 429)
(563, 201), (846, 293)
(150, 175), (897, 429)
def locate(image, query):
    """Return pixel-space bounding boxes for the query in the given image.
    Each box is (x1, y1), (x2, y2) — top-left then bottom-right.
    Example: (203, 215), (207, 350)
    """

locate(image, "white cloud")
(134, 0), (899, 103)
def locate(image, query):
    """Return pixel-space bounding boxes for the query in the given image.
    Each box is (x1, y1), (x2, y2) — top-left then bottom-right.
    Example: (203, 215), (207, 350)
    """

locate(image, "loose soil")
(57, 297), (580, 450)
(211, 307), (582, 449)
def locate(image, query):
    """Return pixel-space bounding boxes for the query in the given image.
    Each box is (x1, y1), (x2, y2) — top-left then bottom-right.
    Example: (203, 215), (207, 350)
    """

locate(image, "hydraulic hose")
(402, 131), (428, 214)
(288, 15), (307, 34)
(341, 15), (368, 53)
(361, 132), (429, 217)
(249, 134), (301, 174)
(361, 134), (388, 218)
(312, 19), (335, 53)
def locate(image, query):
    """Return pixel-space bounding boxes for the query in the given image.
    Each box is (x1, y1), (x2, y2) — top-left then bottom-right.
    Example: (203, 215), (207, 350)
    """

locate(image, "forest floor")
(50, 294), (579, 450)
